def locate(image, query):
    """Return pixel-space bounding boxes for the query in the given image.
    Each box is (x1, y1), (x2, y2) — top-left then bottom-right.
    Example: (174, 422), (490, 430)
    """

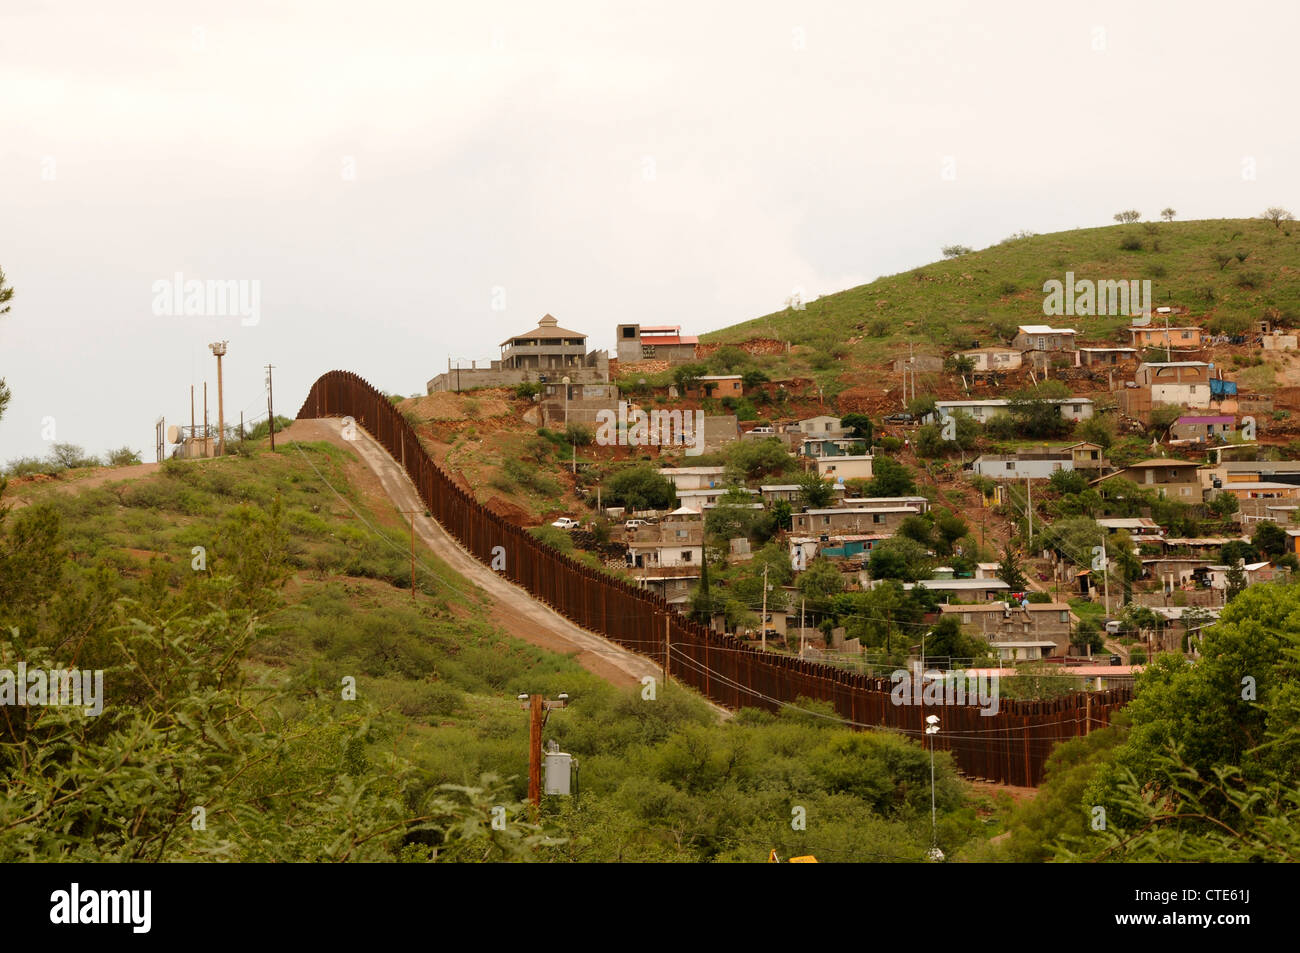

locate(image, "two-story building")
(1132, 362), (1215, 410)
(658, 466), (727, 492)
(791, 506), (918, 535)
(626, 520), (704, 569)
(615, 324), (699, 364)
(427, 314), (610, 392)
(940, 602), (1074, 657)
(1065, 441), (1108, 473)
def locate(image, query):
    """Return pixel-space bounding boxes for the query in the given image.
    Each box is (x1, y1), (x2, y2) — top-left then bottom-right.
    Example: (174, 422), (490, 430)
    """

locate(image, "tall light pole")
(925, 714), (943, 862)
(208, 341), (228, 456)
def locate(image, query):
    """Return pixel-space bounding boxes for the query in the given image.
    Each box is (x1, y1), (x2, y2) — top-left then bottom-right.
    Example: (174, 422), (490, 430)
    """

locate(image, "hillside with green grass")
(1, 440), (1001, 862)
(707, 217), (1300, 359)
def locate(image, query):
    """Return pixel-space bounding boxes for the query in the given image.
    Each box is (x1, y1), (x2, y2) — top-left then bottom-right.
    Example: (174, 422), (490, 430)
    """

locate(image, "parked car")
(551, 517), (581, 530)
(884, 412), (915, 425)
(625, 519), (649, 531)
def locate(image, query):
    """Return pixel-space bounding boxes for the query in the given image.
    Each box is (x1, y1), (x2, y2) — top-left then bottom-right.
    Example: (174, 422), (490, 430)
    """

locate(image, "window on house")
(1059, 611), (1069, 623)
(1006, 461), (1015, 471)
(961, 613), (972, 624)
(622, 327), (637, 338)
(873, 513), (884, 524)
(823, 516), (831, 525)
(682, 551), (693, 562)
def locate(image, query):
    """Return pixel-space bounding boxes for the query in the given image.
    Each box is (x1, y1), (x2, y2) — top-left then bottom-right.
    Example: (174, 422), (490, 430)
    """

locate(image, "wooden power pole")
(266, 364), (276, 451)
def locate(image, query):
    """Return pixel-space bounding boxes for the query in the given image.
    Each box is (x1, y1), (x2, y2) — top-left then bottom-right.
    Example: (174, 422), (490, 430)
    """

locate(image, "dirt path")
(280, 419), (673, 692)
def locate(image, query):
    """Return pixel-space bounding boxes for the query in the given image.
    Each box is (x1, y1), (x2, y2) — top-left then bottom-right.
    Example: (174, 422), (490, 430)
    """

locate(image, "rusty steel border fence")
(297, 370), (1131, 786)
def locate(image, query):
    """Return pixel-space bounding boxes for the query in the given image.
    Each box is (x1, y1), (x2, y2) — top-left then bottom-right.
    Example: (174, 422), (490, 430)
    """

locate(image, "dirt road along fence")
(298, 370), (1130, 785)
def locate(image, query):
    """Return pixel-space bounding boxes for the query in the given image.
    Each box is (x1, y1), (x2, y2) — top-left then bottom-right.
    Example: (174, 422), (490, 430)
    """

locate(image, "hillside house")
(902, 578), (1012, 601)
(626, 520), (704, 569)
(427, 314), (609, 392)
(933, 397), (1094, 424)
(814, 455), (874, 481)
(1216, 481), (1300, 502)
(658, 466), (727, 492)
(972, 452), (1073, 480)
(1097, 459), (1202, 500)
(961, 346), (1023, 372)
(841, 495), (931, 514)
(677, 487), (760, 508)
(1078, 347), (1139, 366)
(1013, 325), (1077, 351)
(760, 483), (847, 505)
(1134, 362), (1215, 409)
(941, 602), (1073, 657)
(632, 567), (700, 605)
(1065, 441), (1108, 472)
(1128, 326), (1205, 350)
(1171, 415), (1235, 443)
(686, 375), (744, 399)
(1096, 517), (1164, 545)
(790, 533), (891, 563)
(791, 506), (917, 535)
(800, 436), (870, 458)
(796, 415), (845, 436)
(615, 324), (699, 364)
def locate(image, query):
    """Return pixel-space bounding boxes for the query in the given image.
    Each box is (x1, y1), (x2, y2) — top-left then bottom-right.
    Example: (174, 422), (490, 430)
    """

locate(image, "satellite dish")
(166, 424), (180, 444)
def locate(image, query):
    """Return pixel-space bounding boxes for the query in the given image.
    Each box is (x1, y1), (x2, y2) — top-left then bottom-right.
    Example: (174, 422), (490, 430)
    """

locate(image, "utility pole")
(266, 364), (276, 451)
(190, 385), (196, 442)
(760, 563), (769, 652)
(528, 693), (542, 808)
(663, 613), (671, 686)
(517, 692), (569, 812)
(1102, 538), (1111, 616)
(203, 382), (209, 454)
(209, 341), (228, 456)
(800, 597), (806, 657)
(1026, 477), (1033, 546)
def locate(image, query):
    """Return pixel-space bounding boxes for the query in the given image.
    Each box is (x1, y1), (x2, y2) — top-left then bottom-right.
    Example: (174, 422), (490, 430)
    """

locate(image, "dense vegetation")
(0, 444), (993, 862)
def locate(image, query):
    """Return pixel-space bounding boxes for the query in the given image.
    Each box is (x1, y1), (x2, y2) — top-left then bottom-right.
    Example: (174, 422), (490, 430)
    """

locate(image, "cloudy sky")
(3, 0), (1297, 461)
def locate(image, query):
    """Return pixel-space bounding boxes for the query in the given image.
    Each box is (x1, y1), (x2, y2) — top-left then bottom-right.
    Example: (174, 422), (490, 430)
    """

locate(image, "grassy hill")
(1, 438), (1006, 862)
(706, 218), (1300, 361)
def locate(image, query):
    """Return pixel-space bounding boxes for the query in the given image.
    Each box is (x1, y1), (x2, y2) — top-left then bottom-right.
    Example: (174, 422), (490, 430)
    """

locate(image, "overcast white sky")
(3, 0), (1298, 461)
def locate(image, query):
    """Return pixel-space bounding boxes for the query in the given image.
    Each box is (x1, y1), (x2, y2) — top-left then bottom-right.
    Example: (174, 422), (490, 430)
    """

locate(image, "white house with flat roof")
(658, 466), (727, 491)
(933, 398), (1094, 423)
(814, 455), (873, 481)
